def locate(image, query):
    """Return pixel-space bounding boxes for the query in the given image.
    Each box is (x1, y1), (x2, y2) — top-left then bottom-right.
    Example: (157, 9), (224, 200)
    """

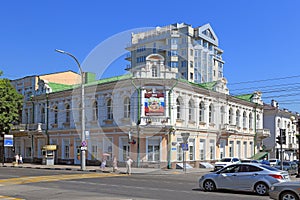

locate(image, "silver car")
(269, 181), (300, 200)
(199, 163), (290, 195)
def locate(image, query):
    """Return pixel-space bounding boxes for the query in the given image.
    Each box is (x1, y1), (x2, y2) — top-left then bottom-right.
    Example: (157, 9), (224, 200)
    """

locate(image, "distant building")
(126, 23), (225, 84)
(263, 100), (299, 161)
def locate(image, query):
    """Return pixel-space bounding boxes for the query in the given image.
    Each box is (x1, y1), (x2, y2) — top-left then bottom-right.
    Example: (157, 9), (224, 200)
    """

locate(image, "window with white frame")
(220, 106), (225, 124)
(152, 66), (158, 77)
(65, 104), (70, 123)
(250, 141), (254, 156)
(62, 139), (70, 159)
(229, 141), (234, 157)
(147, 137), (160, 162)
(209, 103), (214, 124)
(199, 139), (206, 160)
(41, 106), (45, 123)
(249, 113), (253, 129)
(243, 141), (247, 158)
(199, 101), (205, 122)
(53, 105), (58, 124)
(243, 111), (247, 128)
(91, 140), (98, 160)
(124, 97), (130, 118)
(209, 139), (215, 160)
(176, 98), (181, 119)
(237, 141), (241, 158)
(103, 137), (113, 160)
(236, 109), (240, 127)
(188, 100), (194, 121)
(229, 108), (233, 125)
(177, 138), (183, 161)
(188, 138), (195, 160)
(107, 99), (113, 120)
(92, 101), (98, 121)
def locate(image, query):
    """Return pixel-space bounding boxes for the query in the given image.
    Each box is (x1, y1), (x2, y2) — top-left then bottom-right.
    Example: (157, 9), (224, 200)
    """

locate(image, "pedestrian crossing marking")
(0, 195), (24, 200)
(0, 173), (125, 186)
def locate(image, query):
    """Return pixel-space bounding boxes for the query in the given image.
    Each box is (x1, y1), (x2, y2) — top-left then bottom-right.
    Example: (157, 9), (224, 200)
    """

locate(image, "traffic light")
(276, 135), (282, 144)
(281, 129), (286, 144)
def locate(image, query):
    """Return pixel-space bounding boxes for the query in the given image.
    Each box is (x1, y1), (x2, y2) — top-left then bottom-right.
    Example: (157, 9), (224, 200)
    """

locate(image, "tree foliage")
(0, 75), (23, 134)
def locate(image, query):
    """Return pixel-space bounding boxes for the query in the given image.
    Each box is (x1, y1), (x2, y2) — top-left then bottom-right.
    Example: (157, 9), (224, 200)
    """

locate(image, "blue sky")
(1, 0), (300, 112)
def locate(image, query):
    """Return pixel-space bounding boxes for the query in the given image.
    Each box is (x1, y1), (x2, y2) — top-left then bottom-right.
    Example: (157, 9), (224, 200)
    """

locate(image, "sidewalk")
(0, 162), (212, 175)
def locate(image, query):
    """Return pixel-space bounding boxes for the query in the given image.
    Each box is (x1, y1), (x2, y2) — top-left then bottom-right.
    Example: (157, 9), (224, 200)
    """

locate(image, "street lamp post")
(296, 119), (300, 178)
(55, 49), (86, 170)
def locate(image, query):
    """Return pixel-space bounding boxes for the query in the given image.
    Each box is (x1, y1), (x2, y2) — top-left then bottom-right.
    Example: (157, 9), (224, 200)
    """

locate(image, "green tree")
(0, 72), (23, 134)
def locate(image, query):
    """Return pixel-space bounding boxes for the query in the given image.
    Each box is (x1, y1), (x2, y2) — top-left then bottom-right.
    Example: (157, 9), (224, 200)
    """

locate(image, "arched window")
(229, 108), (233, 124)
(199, 101), (205, 122)
(65, 104), (70, 123)
(236, 110), (240, 127)
(107, 99), (113, 120)
(243, 111), (247, 128)
(41, 106), (45, 123)
(188, 100), (194, 121)
(92, 101), (98, 121)
(176, 98), (181, 119)
(53, 106), (58, 124)
(249, 113), (253, 129)
(124, 97), (130, 118)
(220, 106), (225, 124)
(209, 104), (214, 123)
(152, 66), (158, 77)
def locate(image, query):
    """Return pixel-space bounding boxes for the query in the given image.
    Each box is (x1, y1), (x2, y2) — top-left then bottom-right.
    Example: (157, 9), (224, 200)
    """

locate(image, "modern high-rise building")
(126, 23), (224, 83)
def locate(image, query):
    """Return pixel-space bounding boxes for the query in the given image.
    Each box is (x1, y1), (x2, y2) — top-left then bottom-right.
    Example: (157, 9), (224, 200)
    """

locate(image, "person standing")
(100, 157), (106, 171)
(19, 155), (23, 164)
(126, 156), (133, 175)
(15, 154), (19, 164)
(112, 156), (118, 172)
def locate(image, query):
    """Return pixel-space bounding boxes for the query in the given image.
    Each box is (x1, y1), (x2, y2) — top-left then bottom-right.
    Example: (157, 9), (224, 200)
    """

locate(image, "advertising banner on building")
(144, 93), (165, 116)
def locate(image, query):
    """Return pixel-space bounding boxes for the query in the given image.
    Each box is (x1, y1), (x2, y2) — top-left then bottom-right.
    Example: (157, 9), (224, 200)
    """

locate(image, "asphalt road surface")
(0, 168), (271, 200)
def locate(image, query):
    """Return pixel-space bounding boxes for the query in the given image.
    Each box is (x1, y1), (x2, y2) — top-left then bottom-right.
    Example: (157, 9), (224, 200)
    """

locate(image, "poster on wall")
(144, 93), (165, 116)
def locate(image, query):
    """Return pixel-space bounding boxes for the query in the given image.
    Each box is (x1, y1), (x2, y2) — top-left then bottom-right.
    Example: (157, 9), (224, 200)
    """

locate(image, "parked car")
(241, 159), (259, 164)
(214, 157), (240, 171)
(269, 181), (300, 200)
(259, 159), (271, 166)
(274, 161), (298, 175)
(199, 163), (290, 195)
(269, 159), (281, 167)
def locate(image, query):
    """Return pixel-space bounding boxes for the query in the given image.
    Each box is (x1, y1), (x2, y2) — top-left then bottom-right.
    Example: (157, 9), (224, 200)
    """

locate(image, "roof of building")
(234, 94), (254, 102)
(48, 82), (75, 93)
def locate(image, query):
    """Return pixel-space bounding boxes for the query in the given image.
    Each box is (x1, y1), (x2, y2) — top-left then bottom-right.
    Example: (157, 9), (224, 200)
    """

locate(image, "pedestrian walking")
(15, 154), (19, 163)
(126, 156), (133, 175)
(112, 156), (118, 172)
(19, 155), (23, 164)
(100, 157), (106, 171)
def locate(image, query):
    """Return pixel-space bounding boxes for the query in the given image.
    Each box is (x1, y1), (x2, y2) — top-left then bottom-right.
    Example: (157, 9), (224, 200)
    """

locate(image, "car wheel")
(203, 180), (216, 191)
(254, 182), (269, 195)
(280, 191), (299, 200)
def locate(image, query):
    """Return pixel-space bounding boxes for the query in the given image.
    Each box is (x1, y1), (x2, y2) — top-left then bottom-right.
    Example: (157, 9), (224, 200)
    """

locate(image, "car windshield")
(220, 158), (232, 162)
(260, 165), (280, 171)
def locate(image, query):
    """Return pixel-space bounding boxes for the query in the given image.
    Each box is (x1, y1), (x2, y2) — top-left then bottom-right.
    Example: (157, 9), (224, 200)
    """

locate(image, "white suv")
(214, 157), (240, 171)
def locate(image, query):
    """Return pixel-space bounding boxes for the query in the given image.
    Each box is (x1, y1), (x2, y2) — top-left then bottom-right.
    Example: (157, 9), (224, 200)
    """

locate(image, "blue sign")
(4, 135), (13, 147)
(181, 143), (188, 151)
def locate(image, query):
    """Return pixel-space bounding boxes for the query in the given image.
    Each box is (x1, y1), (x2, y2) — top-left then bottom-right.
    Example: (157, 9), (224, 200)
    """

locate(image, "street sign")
(80, 146), (87, 151)
(181, 143), (189, 151)
(181, 132), (190, 143)
(81, 140), (87, 147)
(4, 135), (13, 147)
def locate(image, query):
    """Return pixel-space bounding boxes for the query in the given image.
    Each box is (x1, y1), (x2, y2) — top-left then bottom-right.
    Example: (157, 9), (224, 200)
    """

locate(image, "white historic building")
(9, 53), (269, 168)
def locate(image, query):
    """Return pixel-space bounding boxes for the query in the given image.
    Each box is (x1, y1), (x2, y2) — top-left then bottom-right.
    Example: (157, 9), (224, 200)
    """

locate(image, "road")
(0, 168), (271, 200)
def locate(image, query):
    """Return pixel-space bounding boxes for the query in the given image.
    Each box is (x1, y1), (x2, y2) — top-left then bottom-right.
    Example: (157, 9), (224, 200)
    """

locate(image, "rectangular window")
(229, 141), (234, 157)
(199, 139), (205, 160)
(188, 138), (195, 160)
(209, 139), (215, 160)
(177, 138), (183, 161)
